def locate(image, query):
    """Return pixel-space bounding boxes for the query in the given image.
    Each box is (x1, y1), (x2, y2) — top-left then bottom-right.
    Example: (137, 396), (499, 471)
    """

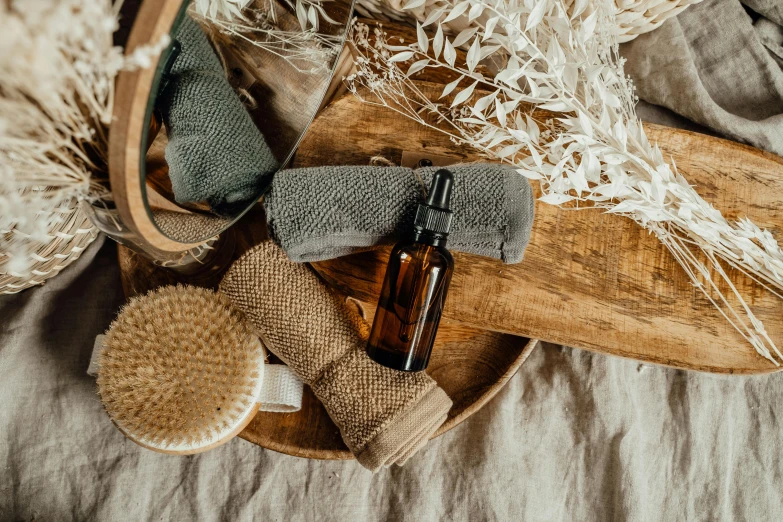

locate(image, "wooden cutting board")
(293, 81), (783, 374)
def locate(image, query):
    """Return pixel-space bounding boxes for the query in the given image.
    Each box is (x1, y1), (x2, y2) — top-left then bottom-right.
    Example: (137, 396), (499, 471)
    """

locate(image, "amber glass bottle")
(367, 169), (455, 372)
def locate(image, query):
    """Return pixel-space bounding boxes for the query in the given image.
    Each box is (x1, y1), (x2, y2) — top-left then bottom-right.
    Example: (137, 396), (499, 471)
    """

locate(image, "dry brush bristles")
(347, 0), (783, 363)
(97, 286), (265, 453)
(0, 0), (168, 279)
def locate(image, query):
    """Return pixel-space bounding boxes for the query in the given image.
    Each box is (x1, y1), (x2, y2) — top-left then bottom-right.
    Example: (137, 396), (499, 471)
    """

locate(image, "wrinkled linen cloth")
(4, 237), (783, 521)
(621, 0), (783, 156)
(5, 2), (783, 520)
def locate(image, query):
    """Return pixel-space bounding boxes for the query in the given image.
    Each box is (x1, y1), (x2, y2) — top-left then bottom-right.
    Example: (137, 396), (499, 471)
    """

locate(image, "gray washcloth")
(157, 15), (278, 216)
(264, 164), (535, 264)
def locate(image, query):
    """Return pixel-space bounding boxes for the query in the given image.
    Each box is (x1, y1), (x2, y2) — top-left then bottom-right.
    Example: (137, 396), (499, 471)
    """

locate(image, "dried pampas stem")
(0, 0), (167, 285)
(347, 0), (783, 363)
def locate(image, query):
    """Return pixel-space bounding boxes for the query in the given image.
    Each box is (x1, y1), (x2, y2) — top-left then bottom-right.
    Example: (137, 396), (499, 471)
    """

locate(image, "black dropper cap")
(413, 169), (454, 246)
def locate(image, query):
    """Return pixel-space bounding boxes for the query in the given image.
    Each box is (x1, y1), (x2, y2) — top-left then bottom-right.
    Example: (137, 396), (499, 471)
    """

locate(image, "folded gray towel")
(157, 15), (278, 216)
(264, 164), (535, 264)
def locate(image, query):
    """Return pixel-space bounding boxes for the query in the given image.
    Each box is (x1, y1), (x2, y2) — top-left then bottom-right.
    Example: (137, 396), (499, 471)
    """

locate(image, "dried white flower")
(192, 0), (343, 74)
(0, 0), (165, 278)
(195, 0), (255, 21)
(348, 0), (783, 364)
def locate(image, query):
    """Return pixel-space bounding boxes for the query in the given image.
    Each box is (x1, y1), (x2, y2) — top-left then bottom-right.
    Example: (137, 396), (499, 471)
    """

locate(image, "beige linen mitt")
(219, 241), (452, 471)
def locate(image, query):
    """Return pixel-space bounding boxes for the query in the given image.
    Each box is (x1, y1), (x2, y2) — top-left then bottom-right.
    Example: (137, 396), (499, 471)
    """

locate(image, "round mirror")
(112, 0), (354, 247)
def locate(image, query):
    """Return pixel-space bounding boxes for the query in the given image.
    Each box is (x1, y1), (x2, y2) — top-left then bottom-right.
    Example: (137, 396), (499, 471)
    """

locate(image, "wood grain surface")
(298, 81), (783, 374)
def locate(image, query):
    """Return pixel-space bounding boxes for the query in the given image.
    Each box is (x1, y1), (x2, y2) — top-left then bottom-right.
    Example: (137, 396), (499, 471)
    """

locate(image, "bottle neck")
(413, 228), (448, 248)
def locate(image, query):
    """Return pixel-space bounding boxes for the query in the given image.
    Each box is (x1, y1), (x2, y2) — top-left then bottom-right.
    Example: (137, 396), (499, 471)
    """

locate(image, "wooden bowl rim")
(238, 336), (540, 460)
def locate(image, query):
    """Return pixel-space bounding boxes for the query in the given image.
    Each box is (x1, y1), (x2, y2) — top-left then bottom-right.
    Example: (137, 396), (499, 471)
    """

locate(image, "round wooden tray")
(117, 215), (538, 459)
(241, 321), (537, 459)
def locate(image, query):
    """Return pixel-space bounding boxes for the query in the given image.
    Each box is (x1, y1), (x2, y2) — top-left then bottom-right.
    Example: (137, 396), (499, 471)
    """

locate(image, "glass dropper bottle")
(366, 169), (455, 372)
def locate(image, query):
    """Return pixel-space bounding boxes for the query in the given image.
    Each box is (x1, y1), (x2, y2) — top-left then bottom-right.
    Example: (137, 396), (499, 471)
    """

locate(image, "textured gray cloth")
(158, 15), (278, 215)
(264, 164), (535, 264)
(621, 0), (783, 156)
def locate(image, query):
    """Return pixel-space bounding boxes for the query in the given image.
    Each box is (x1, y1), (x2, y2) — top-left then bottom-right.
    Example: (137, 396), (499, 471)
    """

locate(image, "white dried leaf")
(407, 59), (429, 76)
(480, 44), (503, 60)
(404, 0), (427, 10)
(296, 0), (308, 31)
(452, 80), (478, 107)
(483, 17), (500, 42)
(525, 115), (540, 144)
(563, 64), (578, 92)
(529, 144), (543, 167)
(570, 158), (589, 193)
(584, 147), (601, 182)
(468, 3), (484, 21)
(473, 90), (498, 113)
(508, 128), (529, 143)
(444, 39), (457, 67)
(423, 7), (447, 26)
(526, 0), (548, 32)
(497, 143), (525, 158)
(416, 22), (429, 53)
(539, 101), (570, 112)
(580, 11), (598, 39)
(390, 51), (414, 63)
(433, 24), (444, 59)
(495, 97), (507, 127)
(443, 2), (469, 23)
(517, 168), (544, 180)
(466, 38), (481, 72)
(577, 111), (593, 139)
(540, 193), (574, 205)
(571, 0), (589, 19)
(459, 117), (489, 125)
(440, 75), (464, 98)
(453, 27), (479, 47)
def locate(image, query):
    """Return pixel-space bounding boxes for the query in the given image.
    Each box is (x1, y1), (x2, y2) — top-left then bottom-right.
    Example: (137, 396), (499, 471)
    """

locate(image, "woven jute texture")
(219, 241), (453, 471)
(1, 200), (97, 295)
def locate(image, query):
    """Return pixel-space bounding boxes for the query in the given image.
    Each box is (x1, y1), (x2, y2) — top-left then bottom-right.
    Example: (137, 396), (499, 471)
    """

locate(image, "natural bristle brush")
(97, 285), (270, 455)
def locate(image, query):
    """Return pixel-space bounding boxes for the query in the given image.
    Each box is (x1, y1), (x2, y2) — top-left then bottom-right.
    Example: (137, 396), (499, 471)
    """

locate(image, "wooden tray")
(296, 82), (783, 375)
(117, 212), (538, 458)
(242, 322), (537, 459)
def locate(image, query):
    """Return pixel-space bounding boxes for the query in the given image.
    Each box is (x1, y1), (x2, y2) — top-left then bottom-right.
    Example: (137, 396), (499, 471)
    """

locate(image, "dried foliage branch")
(0, 0), (168, 277)
(194, 0), (344, 73)
(347, 0), (783, 363)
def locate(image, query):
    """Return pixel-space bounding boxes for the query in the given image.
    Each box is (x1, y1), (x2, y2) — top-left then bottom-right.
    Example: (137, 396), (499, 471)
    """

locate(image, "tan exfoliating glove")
(219, 241), (452, 471)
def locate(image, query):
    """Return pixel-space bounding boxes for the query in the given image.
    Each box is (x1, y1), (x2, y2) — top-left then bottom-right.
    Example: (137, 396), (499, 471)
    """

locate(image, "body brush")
(97, 285), (267, 455)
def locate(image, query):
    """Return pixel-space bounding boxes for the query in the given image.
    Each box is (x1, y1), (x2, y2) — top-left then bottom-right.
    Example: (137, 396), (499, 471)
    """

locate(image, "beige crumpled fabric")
(621, 0), (783, 155)
(4, 240), (783, 521)
(4, 1), (783, 518)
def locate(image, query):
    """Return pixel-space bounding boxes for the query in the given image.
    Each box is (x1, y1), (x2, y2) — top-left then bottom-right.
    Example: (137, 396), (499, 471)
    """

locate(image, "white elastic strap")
(257, 365), (303, 412)
(89, 334), (302, 412)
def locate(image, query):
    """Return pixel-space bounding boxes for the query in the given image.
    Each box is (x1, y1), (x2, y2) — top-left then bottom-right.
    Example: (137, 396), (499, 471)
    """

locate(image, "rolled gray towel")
(264, 164), (535, 264)
(157, 15), (278, 216)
